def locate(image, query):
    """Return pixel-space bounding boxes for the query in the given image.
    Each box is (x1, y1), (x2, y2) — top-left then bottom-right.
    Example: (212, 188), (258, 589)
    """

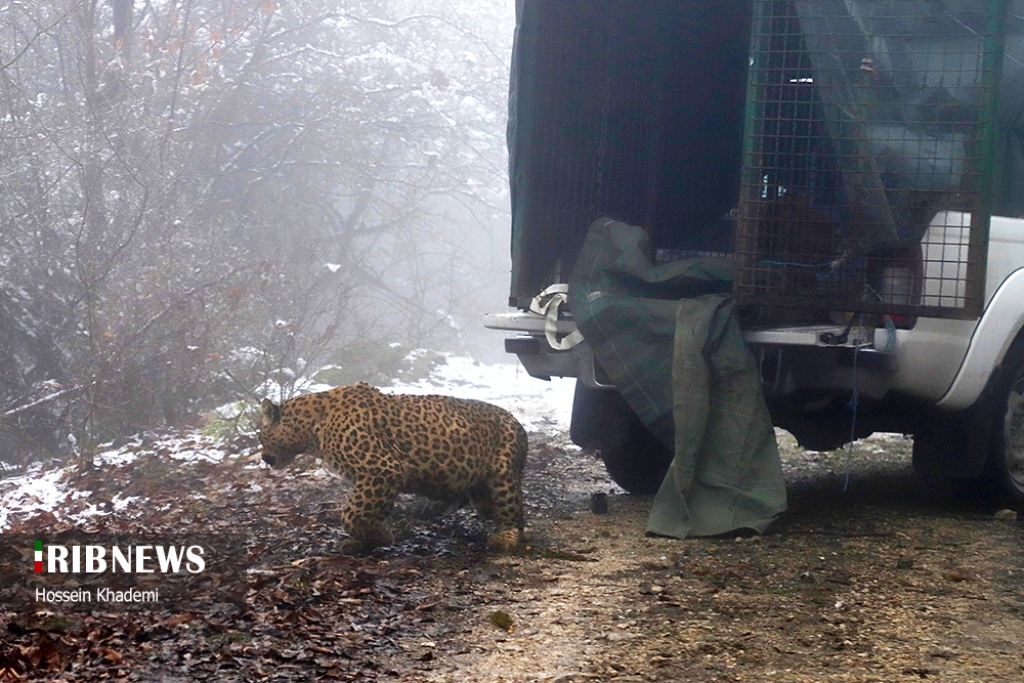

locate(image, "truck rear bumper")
(486, 311), (899, 397)
(501, 335), (614, 389)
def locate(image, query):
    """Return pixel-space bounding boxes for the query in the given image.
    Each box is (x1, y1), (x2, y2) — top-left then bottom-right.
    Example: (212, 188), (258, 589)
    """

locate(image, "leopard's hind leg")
(482, 436), (527, 551)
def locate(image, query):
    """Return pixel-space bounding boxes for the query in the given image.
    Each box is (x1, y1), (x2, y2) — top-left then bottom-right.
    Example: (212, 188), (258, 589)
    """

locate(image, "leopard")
(257, 382), (528, 551)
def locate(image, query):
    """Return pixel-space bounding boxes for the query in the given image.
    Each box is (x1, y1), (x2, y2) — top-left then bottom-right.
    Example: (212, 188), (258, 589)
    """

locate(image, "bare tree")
(0, 0), (513, 463)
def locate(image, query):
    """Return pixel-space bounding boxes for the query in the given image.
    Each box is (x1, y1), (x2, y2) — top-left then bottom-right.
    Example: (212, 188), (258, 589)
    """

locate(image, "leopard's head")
(256, 398), (305, 469)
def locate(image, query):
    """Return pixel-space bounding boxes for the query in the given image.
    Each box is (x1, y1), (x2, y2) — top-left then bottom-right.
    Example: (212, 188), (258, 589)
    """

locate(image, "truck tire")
(570, 381), (672, 495)
(600, 414), (673, 496)
(569, 381), (631, 451)
(990, 340), (1024, 500)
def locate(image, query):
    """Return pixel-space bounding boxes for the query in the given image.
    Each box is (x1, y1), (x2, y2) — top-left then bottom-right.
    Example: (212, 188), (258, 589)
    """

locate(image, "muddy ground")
(1, 428), (1023, 682)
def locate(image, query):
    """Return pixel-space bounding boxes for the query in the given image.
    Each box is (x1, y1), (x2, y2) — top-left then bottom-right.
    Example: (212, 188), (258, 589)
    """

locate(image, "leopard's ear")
(260, 398), (281, 425)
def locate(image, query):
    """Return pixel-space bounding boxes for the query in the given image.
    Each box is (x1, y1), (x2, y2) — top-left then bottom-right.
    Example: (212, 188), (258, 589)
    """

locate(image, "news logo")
(2, 534), (246, 614)
(31, 540), (206, 575)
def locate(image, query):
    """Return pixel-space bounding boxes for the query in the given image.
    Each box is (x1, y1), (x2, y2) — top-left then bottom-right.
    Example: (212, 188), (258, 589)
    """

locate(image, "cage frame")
(734, 0), (1009, 320)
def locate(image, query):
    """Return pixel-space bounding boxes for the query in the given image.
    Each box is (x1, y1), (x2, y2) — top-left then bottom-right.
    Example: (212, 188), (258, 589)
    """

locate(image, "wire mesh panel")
(508, 1), (753, 304)
(509, 1), (656, 303)
(736, 0), (1006, 320)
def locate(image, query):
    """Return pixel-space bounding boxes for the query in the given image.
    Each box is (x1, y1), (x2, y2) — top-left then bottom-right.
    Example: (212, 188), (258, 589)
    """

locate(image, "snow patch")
(389, 353), (574, 435)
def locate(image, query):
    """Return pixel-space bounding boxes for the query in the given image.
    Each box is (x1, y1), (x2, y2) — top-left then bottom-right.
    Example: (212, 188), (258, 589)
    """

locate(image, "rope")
(844, 340), (861, 494)
(529, 284), (584, 351)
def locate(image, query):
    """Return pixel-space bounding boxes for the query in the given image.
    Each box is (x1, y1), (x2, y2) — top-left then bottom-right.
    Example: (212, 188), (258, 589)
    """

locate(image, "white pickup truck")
(487, 0), (1024, 498)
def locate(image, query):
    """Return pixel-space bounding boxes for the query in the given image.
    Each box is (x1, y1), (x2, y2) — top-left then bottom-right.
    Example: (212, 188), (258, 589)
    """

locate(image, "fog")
(0, 0), (517, 462)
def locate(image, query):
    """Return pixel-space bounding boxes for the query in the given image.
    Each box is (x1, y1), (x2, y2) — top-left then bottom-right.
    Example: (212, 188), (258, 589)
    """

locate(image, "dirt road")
(383, 431), (1024, 683)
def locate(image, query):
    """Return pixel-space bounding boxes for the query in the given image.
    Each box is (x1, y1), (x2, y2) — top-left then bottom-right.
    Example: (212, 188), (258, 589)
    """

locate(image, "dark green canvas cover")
(568, 219), (787, 537)
(506, 0), (753, 304)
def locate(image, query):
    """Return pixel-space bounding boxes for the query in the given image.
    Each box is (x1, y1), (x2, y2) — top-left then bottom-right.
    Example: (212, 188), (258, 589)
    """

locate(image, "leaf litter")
(1, 361), (1023, 682)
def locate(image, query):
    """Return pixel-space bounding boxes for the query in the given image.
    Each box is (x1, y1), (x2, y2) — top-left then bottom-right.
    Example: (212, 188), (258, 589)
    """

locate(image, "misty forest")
(0, 0), (514, 464)
(4, 3), (1024, 682)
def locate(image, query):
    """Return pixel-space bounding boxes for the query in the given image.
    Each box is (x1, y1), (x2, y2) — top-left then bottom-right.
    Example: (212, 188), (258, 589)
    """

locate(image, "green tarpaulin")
(568, 218), (787, 537)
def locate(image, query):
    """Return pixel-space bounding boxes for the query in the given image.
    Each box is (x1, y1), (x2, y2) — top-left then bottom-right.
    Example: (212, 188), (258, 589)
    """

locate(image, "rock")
(993, 509), (1018, 522)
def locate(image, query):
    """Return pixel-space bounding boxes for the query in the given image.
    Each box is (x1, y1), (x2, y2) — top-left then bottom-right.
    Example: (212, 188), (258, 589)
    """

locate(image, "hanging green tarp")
(568, 218), (787, 537)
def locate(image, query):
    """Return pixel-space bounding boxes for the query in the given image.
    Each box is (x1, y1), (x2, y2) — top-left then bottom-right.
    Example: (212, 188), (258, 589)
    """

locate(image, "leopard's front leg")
(338, 471), (400, 551)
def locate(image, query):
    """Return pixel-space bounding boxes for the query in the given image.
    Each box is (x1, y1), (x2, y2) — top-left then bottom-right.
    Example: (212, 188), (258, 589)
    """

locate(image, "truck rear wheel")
(599, 417), (673, 495)
(991, 342), (1024, 500)
(570, 381), (672, 495)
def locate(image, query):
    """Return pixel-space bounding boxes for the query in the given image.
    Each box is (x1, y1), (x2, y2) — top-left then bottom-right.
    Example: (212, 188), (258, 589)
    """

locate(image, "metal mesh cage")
(508, 1), (752, 304)
(509, 1), (656, 300)
(735, 0), (1006, 320)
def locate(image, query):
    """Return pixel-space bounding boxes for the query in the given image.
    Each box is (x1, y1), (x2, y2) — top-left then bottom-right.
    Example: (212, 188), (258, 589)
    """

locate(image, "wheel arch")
(936, 267), (1024, 411)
